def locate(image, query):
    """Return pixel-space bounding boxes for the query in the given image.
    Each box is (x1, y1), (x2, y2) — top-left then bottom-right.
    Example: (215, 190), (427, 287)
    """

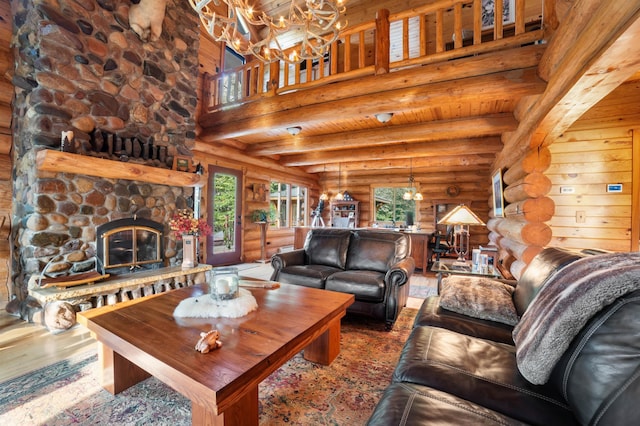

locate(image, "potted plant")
(251, 209), (271, 223)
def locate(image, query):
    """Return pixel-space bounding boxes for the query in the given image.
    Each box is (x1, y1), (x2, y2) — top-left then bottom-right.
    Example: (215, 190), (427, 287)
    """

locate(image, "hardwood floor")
(0, 263), (430, 383)
(0, 312), (96, 383)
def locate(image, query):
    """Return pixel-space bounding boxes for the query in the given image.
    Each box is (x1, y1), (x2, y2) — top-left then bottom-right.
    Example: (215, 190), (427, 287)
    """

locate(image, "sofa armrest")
(385, 257), (416, 287)
(270, 249), (305, 276)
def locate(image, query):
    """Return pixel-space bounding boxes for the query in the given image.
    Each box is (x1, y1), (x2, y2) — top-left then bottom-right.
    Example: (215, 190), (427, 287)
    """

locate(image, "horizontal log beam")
(247, 114), (517, 156)
(305, 155), (495, 173)
(281, 137), (503, 167)
(200, 68), (545, 141)
(193, 142), (318, 188)
(199, 44), (545, 132)
(503, 172), (552, 203)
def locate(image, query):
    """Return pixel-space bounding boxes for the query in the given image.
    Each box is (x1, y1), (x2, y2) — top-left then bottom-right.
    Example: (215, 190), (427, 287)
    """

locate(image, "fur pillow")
(439, 275), (519, 326)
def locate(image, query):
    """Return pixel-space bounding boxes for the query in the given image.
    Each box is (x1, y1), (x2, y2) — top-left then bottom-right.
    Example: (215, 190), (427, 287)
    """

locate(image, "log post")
(375, 9), (391, 75)
(268, 61), (280, 96)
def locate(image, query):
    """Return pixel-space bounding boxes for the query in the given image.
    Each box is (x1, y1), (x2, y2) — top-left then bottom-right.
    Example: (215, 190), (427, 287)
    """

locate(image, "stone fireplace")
(10, 0), (201, 304)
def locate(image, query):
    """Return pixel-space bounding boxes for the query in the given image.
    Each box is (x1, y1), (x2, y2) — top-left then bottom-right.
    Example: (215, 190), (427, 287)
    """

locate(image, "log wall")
(546, 78), (639, 252)
(489, 1), (640, 279)
(318, 168), (492, 249)
(1, 0), (12, 308)
(192, 146), (320, 263)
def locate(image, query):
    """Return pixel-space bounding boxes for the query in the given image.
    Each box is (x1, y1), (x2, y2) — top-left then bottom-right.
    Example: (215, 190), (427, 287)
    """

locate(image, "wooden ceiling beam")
(246, 113), (517, 155)
(319, 167), (491, 183)
(199, 44), (543, 129)
(193, 141), (317, 186)
(200, 67), (544, 141)
(304, 154), (496, 173)
(281, 137), (502, 167)
(198, 44), (545, 136)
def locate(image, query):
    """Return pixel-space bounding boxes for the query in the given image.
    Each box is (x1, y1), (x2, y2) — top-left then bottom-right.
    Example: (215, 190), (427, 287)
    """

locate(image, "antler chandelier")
(189, 0), (347, 64)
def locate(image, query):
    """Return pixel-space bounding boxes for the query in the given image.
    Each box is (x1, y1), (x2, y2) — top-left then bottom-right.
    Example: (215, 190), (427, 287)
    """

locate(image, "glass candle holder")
(209, 266), (239, 300)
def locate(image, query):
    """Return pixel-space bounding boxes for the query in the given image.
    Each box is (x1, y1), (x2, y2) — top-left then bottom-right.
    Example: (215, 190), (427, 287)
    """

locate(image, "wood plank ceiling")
(197, 0), (548, 182)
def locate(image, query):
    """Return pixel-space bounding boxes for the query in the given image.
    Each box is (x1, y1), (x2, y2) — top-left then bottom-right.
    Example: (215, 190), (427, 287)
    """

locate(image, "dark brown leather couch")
(271, 228), (415, 330)
(368, 248), (640, 425)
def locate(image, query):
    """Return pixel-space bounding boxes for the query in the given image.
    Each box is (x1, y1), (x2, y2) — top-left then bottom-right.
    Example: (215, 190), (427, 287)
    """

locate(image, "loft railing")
(201, 0), (544, 114)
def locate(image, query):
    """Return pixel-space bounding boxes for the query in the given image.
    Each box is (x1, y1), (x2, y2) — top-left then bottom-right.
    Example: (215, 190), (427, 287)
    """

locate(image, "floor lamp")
(437, 204), (485, 264)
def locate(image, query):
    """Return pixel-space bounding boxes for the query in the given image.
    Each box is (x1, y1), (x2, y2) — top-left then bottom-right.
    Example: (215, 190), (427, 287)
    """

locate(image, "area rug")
(0, 309), (417, 425)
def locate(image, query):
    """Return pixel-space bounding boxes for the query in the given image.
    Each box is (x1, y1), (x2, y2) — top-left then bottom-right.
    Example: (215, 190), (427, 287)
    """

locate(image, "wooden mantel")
(36, 150), (206, 188)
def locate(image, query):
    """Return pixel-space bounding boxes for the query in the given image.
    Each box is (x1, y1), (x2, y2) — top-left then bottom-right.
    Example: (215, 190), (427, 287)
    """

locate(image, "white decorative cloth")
(173, 288), (258, 318)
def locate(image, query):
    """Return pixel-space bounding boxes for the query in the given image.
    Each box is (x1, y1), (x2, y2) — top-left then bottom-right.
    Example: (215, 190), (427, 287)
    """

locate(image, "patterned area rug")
(0, 309), (417, 425)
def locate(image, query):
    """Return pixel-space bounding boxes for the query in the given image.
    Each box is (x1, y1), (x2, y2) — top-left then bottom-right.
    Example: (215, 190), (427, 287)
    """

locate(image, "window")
(270, 182), (308, 227)
(372, 186), (417, 227)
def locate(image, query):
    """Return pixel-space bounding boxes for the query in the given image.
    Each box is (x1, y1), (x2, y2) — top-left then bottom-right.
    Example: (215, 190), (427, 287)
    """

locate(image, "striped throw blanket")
(513, 252), (640, 385)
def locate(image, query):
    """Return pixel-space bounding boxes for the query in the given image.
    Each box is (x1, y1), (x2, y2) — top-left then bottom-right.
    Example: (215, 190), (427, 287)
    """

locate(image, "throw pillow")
(439, 275), (519, 326)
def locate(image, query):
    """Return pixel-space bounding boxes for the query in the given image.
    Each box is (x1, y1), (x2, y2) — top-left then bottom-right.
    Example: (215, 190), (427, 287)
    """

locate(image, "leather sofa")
(271, 228), (415, 330)
(368, 247), (640, 425)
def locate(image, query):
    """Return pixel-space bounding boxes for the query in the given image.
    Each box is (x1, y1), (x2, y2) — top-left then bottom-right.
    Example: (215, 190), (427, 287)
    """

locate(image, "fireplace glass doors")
(97, 218), (164, 273)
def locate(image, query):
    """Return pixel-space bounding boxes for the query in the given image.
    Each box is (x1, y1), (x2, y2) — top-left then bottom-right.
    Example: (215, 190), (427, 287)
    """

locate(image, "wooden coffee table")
(77, 282), (354, 425)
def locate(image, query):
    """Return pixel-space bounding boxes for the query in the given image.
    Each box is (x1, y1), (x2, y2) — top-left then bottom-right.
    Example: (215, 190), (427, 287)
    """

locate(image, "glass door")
(206, 165), (242, 265)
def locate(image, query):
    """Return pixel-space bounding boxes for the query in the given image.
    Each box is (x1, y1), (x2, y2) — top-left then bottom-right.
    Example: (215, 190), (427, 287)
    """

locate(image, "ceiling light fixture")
(403, 158), (423, 201)
(189, 0), (347, 64)
(375, 112), (394, 123)
(286, 126), (302, 136)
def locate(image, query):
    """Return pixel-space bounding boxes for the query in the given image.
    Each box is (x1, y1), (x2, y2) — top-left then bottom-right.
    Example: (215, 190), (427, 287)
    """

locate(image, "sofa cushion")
(326, 270), (385, 302)
(439, 275), (519, 326)
(303, 228), (352, 270)
(393, 326), (577, 425)
(366, 382), (528, 426)
(277, 265), (342, 289)
(345, 230), (409, 273)
(413, 295), (514, 344)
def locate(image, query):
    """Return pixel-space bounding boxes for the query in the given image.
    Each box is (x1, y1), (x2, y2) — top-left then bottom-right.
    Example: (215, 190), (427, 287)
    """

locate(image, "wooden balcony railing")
(200, 0), (544, 114)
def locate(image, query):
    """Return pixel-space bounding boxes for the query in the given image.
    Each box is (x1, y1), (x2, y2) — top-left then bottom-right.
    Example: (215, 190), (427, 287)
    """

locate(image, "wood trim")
(36, 150), (206, 188)
(632, 129), (640, 251)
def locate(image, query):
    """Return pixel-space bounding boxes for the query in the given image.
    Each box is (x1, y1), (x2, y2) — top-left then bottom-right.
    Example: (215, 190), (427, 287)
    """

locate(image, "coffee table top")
(78, 283), (354, 414)
(431, 260), (502, 278)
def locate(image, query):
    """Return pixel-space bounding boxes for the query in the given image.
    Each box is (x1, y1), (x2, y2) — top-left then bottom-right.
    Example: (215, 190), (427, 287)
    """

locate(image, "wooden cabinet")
(330, 201), (359, 228)
(405, 232), (432, 275)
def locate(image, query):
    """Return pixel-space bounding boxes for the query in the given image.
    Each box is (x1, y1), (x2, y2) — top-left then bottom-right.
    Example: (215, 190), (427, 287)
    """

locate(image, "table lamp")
(437, 204), (485, 263)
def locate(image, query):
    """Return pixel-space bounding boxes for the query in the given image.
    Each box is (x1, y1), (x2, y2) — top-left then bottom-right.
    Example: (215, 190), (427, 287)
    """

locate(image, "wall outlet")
(576, 211), (586, 223)
(560, 186), (575, 194)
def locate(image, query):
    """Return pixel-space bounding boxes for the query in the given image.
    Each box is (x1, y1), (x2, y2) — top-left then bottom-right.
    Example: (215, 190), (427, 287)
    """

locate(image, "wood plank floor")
(0, 263), (430, 384)
(0, 312), (96, 383)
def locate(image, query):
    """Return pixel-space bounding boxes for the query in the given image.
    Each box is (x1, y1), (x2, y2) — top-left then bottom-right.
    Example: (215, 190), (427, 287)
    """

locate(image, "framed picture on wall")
(492, 169), (505, 217)
(482, 0), (515, 30)
(173, 155), (192, 172)
(252, 183), (267, 202)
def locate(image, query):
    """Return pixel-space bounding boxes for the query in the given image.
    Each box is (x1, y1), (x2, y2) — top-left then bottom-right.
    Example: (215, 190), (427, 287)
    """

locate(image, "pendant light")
(403, 159), (423, 201)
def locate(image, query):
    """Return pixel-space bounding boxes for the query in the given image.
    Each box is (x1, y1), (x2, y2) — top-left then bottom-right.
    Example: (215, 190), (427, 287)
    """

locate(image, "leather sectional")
(368, 247), (640, 425)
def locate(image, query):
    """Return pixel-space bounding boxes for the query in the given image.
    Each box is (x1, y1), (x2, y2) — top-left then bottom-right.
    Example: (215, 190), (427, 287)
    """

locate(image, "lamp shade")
(437, 205), (485, 226)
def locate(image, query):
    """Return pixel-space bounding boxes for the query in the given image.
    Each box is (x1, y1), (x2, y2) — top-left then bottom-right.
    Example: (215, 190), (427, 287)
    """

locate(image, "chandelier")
(403, 158), (423, 201)
(189, 0), (347, 64)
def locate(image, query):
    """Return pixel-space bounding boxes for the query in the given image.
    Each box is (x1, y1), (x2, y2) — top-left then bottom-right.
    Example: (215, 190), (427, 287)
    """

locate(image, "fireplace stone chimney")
(10, 0), (201, 301)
